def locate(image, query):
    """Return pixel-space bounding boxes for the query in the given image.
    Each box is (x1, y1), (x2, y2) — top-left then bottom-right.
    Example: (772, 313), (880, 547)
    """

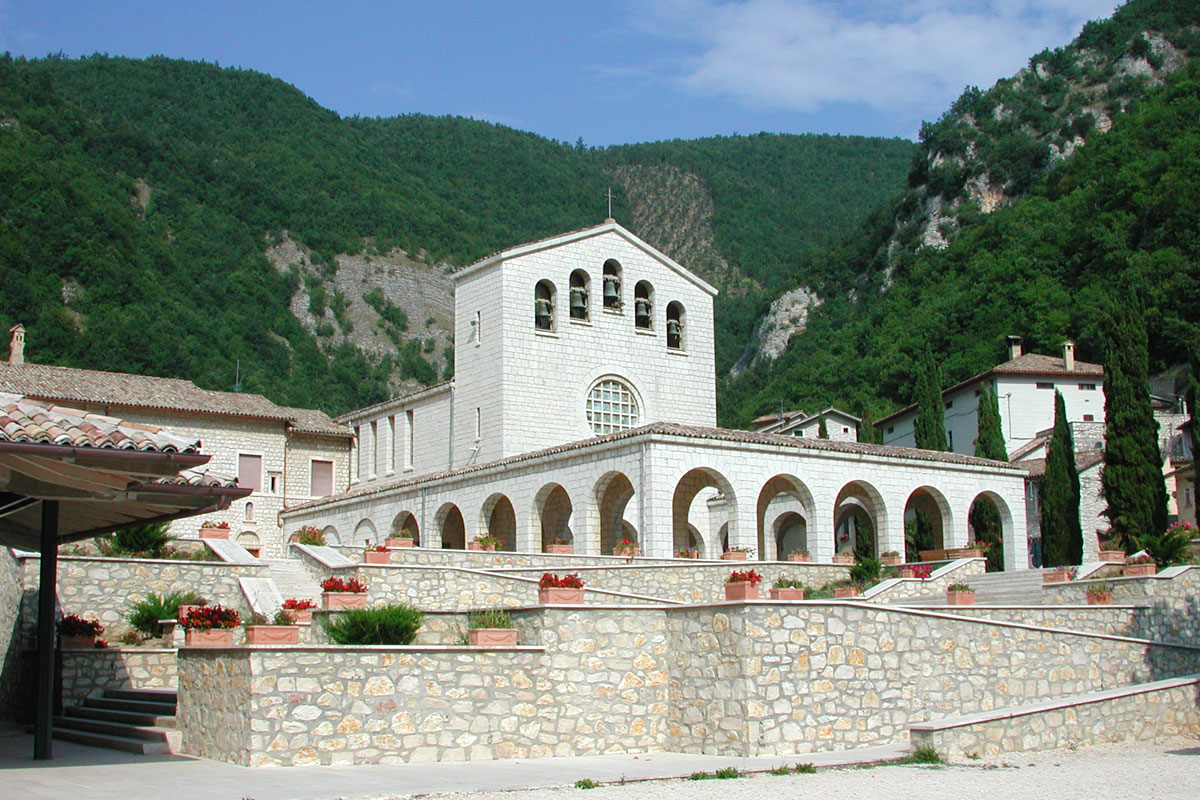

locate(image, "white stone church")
(283, 221), (1030, 569)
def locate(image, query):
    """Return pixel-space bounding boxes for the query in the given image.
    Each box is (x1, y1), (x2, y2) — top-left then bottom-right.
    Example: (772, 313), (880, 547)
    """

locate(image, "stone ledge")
(177, 644), (547, 653)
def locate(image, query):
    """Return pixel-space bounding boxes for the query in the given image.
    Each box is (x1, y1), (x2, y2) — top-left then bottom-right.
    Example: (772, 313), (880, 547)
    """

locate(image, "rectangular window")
(238, 454), (263, 493)
(1079, 383), (1096, 391)
(475, 407), (481, 441)
(388, 415), (397, 472)
(1083, 414), (1095, 422)
(268, 472), (281, 494)
(948, 430), (954, 449)
(310, 460), (333, 497)
(405, 409), (414, 468)
(944, 400), (953, 409)
(474, 310), (482, 345)
(887, 426), (894, 434)
(353, 425), (361, 482)
(369, 420), (378, 479)
(1036, 382), (1054, 389)
(795, 430), (804, 437)
(843, 427), (849, 434)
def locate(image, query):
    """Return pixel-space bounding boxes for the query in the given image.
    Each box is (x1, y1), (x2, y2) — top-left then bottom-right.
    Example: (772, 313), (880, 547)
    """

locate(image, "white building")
(284, 221), (1031, 568)
(751, 407), (860, 441)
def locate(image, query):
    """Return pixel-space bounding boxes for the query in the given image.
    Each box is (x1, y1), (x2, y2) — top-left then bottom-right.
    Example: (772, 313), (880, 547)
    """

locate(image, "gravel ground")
(413, 738), (1200, 800)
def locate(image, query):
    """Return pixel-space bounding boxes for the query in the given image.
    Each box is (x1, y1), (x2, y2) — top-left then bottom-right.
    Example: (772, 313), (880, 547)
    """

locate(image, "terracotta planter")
(1123, 563), (1157, 576)
(386, 537), (415, 548)
(832, 554), (855, 565)
(468, 541), (497, 552)
(946, 590), (976, 606)
(721, 551), (749, 561)
(951, 548), (983, 559)
(177, 604), (205, 622)
(1086, 591), (1113, 606)
(769, 587), (805, 600)
(199, 527), (229, 539)
(545, 544), (574, 554)
(833, 586), (859, 598)
(60, 634), (96, 649)
(468, 628), (518, 647)
(787, 553), (812, 563)
(322, 591), (368, 610)
(724, 582), (760, 601)
(613, 546), (639, 558)
(1042, 571), (1072, 584)
(185, 628), (234, 647)
(287, 609), (314, 624)
(363, 550), (391, 564)
(1098, 550), (1126, 563)
(898, 567), (917, 579)
(245, 625), (300, 645)
(880, 556), (902, 566)
(538, 586), (584, 604)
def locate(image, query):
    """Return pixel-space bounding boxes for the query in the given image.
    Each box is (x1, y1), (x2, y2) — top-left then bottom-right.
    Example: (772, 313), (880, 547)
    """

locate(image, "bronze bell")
(603, 276), (620, 305)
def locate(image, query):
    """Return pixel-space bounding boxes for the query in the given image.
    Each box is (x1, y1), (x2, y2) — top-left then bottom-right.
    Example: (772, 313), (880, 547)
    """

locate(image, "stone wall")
(665, 602), (1200, 756)
(0, 549), (28, 720)
(910, 675), (1200, 758)
(334, 545), (683, 568)
(1043, 568), (1200, 643)
(861, 559), (986, 604)
(60, 648), (178, 706)
(929, 605), (1144, 639)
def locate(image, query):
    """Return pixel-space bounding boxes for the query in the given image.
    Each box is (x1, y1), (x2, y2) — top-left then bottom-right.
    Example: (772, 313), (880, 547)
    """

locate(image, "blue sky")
(2, 1), (1120, 145)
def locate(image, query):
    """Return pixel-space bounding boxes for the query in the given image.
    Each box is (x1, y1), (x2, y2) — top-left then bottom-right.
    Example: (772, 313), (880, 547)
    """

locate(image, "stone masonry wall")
(929, 605), (1145, 639)
(1044, 568), (1200, 643)
(60, 648), (178, 706)
(862, 559), (986, 604)
(0, 549), (27, 720)
(176, 647), (253, 763)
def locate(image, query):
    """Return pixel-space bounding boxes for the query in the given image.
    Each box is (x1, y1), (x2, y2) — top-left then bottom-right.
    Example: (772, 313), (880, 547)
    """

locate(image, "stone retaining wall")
(0, 549), (26, 720)
(1043, 568), (1200, 643)
(333, 546), (683, 568)
(861, 559), (986, 604)
(60, 648), (178, 706)
(923, 605), (1143, 638)
(910, 675), (1200, 757)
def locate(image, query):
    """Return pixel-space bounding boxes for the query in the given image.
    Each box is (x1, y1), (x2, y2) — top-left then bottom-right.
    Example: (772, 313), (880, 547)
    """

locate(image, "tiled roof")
(336, 382), (453, 425)
(0, 392), (201, 453)
(279, 406), (354, 438)
(0, 362), (349, 436)
(1008, 435), (1051, 462)
(1020, 450), (1105, 478)
(153, 466), (241, 488)
(286, 421), (1020, 514)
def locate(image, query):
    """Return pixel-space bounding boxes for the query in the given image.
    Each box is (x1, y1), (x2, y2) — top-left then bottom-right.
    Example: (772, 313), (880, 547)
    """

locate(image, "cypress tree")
(1100, 296), (1168, 550)
(973, 384), (1008, 461)
(858, 410), (877, 444)
(1042, 390), (1083, 566)
(817, 415), (829, 439)
(913, 347), (948, 451)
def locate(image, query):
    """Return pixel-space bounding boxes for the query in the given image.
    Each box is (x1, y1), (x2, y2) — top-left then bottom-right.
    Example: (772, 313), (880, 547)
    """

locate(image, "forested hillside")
(0, 53), (912, 413)
(722, 0), (1200, 430)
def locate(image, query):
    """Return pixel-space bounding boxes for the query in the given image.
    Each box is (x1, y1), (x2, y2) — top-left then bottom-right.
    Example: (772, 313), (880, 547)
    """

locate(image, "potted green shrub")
(320, 576), (369, 610)
(58, 614), (104, 649)
(787, 549), (811, 563)
(386, 530), (416, 548)
(181, 605), (240, 646)
(721, 546), (754, 561)
(282, 598), (317, 624)
(832, 581), (859, 598)
(245, 610), (300, 645)
(363, 544), (391, 565)
(538, 572), (584, 604)
(724, 569), (762, 601)
(946, 583), (975, 605)
(198, 520), (230, 539)
(1123, 554), (1157, 577)
(293, 525), (325, 546)
(880, 550), (902, 566)
(469, 533), (500, 552)
(467, 608), (518, 646)
(769, 577), (804, 600)
(1085, 582), (1113, 606)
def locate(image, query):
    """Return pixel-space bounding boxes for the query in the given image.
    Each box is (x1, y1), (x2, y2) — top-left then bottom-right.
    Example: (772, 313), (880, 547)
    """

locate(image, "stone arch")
(904, 486), (952, 562)
(682, 523), (704, 557)
(666, 300), (685, 350)
(390, 511), (420, 545)
(534, 279), (557, 331)
(480, 494), (516, 551)
(602, 259), (622, 310)
(353, 518), (378, 546)
(321, 525), (341, 546)
(595, 471), (636, 554)
(834, 480), (887, 560)
(969, 490), (1011, 571)
(756, 474), (816, 560)
(569, 269), (590, 321)
(534, 483), (573, 551)
(236, 531), (261, 557)
(772, 512), (807, 560)
(673, 467), (738, 557)
(634, 280), (654, 329)
(436, 503), (466, 550)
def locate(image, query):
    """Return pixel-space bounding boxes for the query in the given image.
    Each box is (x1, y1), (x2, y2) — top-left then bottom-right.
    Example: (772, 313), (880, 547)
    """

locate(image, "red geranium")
(282, 598), (317, 611)
(182, 605), (240, 630)
(58, 614), (104, 637)
(539, 572), (585, 589)
(725, 569), (762, 585)
(321, 576), (367, 593)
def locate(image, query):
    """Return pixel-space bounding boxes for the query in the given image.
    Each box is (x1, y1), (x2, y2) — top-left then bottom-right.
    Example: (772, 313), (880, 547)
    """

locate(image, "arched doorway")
(236, 531), (261, 558)
(673, 467), (737, 557)
(833, 481), (886, 561)
(757, 475), (815, 560)
(595, 472), (635, 554)
(969, 492), (1008, 571)
(903, 486), (951, 563)
(480, 494), (516, 551)
(535, 483), (573, 551)
(390, 511), (420, 545)
(437, 503), (466, 550)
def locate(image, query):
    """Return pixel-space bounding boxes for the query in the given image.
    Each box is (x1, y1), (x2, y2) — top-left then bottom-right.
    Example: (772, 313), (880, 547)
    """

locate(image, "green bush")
(127, 590), (200, 637)
(468, 608), (513, 629)
(1133, 524), (1193, 567)
(98, 522), (175, 558)
(849, 556), (882, 588)
(322, 605), (424, 645)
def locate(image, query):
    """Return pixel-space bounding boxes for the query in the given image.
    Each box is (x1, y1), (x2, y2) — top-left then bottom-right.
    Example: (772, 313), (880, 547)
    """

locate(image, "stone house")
(0, 326), (351, 558)
(749, 407), (860, 441)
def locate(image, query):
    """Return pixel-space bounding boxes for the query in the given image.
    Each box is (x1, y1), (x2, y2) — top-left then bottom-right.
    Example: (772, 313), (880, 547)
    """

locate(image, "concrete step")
(85, 696), (176, 716)
(50, 727), (173, 755)
(65, 705), (176, 728)
(53, 715), (173, 743)
(104, 687), (177, 704)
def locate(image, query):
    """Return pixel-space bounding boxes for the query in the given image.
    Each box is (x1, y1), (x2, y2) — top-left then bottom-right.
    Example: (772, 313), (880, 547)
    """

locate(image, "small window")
(267, 472), (281, 494)
(244, 501), (255, 522)
(634, 281), (654, 329)
(405, 409), (414, 469)
(948, 431), (953, 448)
(238, 454), (263, 493)
(795, 430), (804, 437)
(1083, 414), (1095, 422)
(974, 388), (981, 396)
(602, 259), (622, 310)
(569, 270), (590, 321)
(1036, 382), (1054, 389)
(887, 426), (894, 434)
(1078, 383), (1096, 391)
(534, 279), (556, 331)
(944, 400), (953, 409)
(843, 427), (849, 434)
(311, 460), (333, 497)
(666, 301), (685, 350)
(471, 310), (481, 345)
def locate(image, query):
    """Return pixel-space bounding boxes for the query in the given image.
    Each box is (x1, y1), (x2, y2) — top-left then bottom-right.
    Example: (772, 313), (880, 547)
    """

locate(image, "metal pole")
(34, 499), (59, 760)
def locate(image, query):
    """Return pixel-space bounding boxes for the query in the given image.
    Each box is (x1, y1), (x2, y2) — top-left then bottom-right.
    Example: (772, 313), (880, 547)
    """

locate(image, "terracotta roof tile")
(0, 392), (201, 453)
(1020, 450), (1105, 478)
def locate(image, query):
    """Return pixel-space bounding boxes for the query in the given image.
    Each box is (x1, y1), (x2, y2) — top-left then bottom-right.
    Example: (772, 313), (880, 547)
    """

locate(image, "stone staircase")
(51, 688), (179, 754)
(262, 557), (322, 605)
(894, 569), (1046, 606)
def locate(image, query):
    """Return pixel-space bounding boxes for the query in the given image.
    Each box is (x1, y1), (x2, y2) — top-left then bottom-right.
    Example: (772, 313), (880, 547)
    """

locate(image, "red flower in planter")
(539, 572), (585, 589)
(57, 614), (104, 637)
(320, 576), (367, 593)
(181, 605), (240, 630)
(725, 569), (762, 585)
(282, 598), (317, 611)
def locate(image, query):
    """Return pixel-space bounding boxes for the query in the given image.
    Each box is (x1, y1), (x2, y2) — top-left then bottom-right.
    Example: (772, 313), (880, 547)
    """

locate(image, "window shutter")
(311, 460), (333, 497)
(238, 454), (263, 492)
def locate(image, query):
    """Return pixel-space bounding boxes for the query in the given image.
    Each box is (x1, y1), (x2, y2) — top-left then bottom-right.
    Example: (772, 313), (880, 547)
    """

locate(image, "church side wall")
(452, 264), (507, 465)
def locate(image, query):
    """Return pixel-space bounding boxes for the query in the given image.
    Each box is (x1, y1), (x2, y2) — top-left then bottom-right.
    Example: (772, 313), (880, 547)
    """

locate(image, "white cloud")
(633, 0), (1119, 116)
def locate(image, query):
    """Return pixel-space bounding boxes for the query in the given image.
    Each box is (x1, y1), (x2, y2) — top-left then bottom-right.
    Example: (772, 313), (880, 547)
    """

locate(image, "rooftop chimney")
(1006, 335), (1022, 361)
(8, 324), (24, 365)
(1063, 340), (1075, 372)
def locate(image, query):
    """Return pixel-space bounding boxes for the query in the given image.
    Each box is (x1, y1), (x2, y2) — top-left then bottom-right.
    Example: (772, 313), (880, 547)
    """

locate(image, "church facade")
(282, 222), (1030, 569)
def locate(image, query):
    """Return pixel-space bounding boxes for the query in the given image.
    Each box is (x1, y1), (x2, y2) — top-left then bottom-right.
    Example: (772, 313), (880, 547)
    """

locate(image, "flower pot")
(721, 551), (748, 561)
(1086, 591), (1113, 606)
(538, 586), (584, 604)
(833, 586), (859, 598)
(545, 544), (574, 554)
(769, 587), (805, 600)
(787, 553), (811, 563)
(245, 625), (300, 645)
(950, 548), (983, 559)
(1042, 571), (1072, 584)
(880, 556), (902, 566)
(185, 628), (234, 647)
(468, 541), (496, 552)
(1098, 550), (1126, 563)
(724, 582), (760, 601)
(177, 604), (204, 622)
(946, 590), (976, 606)
(199, 527), (229, 539)
(386, 537), (415, 548)
(613, 546), (639, 558)
(363, 550), (391, 565)
(898, 567), (917, 579)
(60, 634), (96, 649)
(287, 609), (314, 624)
(322, 591), (368, 610)
(1123, 563), (1157, 577)
(468, 628), (518, 647)
(832, 554), (855, 565)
